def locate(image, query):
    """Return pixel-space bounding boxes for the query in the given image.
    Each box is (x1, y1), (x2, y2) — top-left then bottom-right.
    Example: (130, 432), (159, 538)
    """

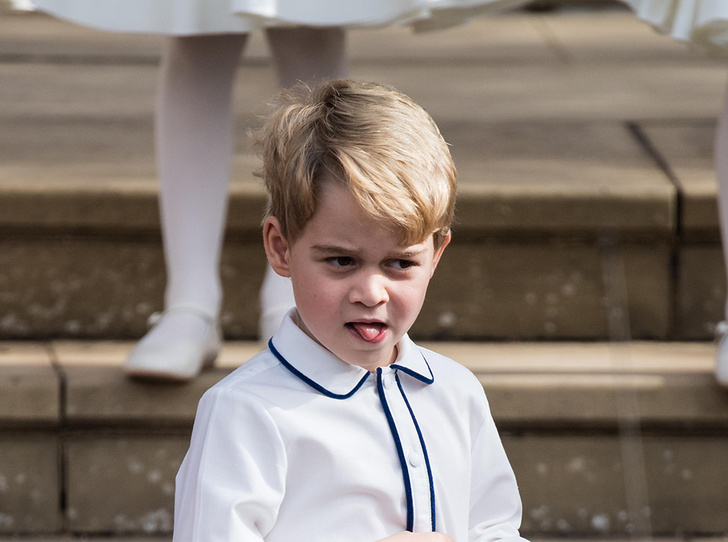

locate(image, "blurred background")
(1, 0), (727, 540)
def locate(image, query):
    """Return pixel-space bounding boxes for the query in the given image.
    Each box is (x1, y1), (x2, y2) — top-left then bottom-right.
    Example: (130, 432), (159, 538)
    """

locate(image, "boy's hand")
(378, 533), (453, 542)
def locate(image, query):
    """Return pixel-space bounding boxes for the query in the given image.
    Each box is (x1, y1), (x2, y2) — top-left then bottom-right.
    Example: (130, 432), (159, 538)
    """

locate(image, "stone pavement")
(1, 3), (726, 341)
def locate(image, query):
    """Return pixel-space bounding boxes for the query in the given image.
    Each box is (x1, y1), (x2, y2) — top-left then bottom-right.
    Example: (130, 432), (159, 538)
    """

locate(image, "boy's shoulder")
(202, 347), (287, 404)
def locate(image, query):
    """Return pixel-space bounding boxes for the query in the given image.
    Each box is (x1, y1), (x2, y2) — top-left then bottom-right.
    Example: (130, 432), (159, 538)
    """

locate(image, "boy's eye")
(327, 257), (354, 268)
(390, 259), (416, 270)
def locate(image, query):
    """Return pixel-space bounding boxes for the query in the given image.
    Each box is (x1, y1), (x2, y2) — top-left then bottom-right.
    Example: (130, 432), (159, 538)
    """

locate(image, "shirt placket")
(376, 366), (435, 533)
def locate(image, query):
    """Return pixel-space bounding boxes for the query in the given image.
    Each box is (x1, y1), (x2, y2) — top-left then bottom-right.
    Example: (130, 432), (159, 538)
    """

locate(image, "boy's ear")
(263, 216), (292, 278)
(430, 231), (451, 277)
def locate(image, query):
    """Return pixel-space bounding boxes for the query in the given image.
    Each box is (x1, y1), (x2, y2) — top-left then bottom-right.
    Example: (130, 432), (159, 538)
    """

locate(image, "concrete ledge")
(639, 121), (718, 239)
(56, 341), (258, 426)
(450, 121), (675, 236)
(47, 340), (728, 430)
(0, 238), (266, 340)
(1, 340), (727, 536)
(0, 343), (59, 425)
(509, 435), (728, 535)
(0, 181), (268, 234)
(487, 372), (728, 427)
(420, 240), (671, 340)
(65, 438), (186, 533)
(59, 433), (728, 536)
(56, 359), (728, 430)
(0, 437), (61, 533)
(0, 231), (675, 341)
(676, 245), (725, 339)
(0, 164), (675, 236)
(456, 184), (674, 236)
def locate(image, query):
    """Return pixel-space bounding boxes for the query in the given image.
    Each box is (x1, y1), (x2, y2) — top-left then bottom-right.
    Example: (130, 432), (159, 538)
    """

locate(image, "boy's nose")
(349, 272), (389, 307)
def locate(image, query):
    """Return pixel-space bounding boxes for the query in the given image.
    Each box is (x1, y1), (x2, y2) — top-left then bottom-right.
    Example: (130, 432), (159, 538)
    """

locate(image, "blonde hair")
(253, 79), (456, 248)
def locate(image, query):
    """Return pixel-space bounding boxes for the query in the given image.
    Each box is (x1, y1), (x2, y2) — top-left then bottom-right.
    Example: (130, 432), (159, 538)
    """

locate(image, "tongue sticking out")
(351, 322), (384, 341)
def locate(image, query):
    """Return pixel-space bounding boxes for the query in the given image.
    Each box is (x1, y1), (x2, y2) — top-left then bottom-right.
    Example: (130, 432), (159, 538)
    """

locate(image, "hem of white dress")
(32, 0), (528, 36)
(623, 0), (728, 53)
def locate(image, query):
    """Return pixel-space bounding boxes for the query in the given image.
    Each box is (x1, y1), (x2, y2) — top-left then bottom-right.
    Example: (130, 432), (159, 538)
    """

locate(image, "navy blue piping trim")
(268, 339), (370, 400)
(376, 368), (414, 532)
(390, 352), (434, 385)
(395, 373), (437, 532)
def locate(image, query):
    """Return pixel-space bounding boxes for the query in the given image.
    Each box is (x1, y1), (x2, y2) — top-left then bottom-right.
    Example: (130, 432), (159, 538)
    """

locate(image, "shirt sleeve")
(468, 395), (529, 542)
(173, 387), (287, 542)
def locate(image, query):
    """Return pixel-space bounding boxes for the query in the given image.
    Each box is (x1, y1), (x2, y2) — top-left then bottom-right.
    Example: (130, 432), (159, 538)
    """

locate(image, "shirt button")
(408, 452), (422, 468)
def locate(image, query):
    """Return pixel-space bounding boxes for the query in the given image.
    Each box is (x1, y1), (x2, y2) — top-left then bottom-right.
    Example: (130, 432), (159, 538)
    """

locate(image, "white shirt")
(174, 312), (527, 542)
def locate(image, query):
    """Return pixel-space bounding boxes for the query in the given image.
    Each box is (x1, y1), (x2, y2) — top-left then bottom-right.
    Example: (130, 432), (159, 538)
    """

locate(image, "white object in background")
(10, 0), (36, 10)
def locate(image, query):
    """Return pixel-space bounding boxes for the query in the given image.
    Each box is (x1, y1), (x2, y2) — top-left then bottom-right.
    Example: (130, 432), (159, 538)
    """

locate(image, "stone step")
(1, 8), (726, 341)
(1, 340), (727, 536)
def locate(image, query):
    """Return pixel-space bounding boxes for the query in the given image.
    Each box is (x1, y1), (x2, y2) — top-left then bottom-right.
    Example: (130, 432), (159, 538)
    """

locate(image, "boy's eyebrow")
(392, 248), (427, 259)
(311, 245), (427, 258)
(311, 245), (359, 255)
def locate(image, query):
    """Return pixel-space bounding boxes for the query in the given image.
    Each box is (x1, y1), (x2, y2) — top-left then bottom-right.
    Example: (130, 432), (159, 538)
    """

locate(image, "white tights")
(717, 83), (728, 321)
(143, 29), (346, 349)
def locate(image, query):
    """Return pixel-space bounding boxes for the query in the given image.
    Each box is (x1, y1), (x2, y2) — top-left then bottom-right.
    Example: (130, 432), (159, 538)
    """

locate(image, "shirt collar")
(269, 310), (434, 399)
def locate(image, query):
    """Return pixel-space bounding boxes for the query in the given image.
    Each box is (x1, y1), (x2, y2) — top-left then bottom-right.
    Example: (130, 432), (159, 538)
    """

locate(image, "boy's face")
(264, 183), (450, 372)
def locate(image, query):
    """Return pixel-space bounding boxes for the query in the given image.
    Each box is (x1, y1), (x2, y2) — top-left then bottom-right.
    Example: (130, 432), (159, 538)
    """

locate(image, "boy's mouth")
(346, 321), (387, 343)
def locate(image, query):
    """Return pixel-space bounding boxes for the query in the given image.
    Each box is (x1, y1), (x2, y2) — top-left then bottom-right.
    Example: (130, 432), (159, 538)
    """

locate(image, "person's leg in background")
(125, 34), (247, 379)
(258, 26), (348, 340)
(126, 28), (347, 378)
(714, 83), (728, 387)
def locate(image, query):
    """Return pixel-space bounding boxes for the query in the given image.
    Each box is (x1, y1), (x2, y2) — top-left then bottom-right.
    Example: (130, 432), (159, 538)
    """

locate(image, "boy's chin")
(335, 342), (398, 371)
(297, 316), (400, 370)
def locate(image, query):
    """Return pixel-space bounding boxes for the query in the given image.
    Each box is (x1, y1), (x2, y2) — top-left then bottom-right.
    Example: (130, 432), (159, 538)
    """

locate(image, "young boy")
(173, 80), (528, 542)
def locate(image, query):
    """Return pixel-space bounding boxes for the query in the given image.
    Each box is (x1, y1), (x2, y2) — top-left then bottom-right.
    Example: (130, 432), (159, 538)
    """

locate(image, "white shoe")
(125, 305), (220, 381)
(715, 321), (728, 388)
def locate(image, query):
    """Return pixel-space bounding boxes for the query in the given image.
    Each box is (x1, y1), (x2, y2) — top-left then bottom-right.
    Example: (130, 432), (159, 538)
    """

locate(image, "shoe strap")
(147, 305), (217, 328)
